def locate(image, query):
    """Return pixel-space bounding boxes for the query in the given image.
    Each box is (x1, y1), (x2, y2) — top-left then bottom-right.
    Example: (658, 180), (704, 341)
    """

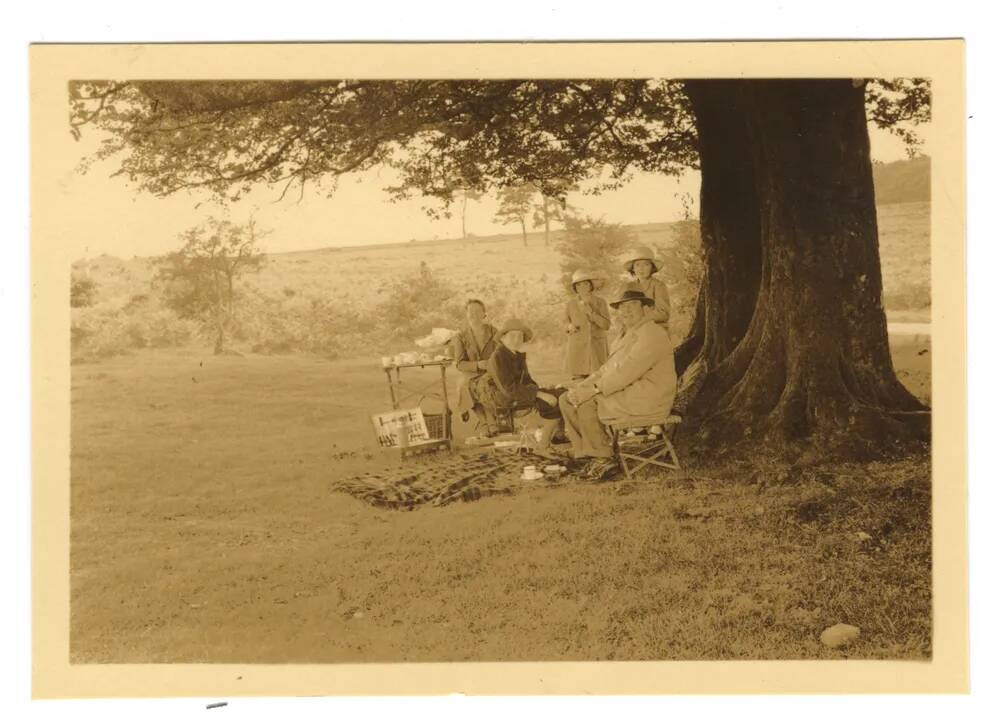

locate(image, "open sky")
(61, 120), (914, 261)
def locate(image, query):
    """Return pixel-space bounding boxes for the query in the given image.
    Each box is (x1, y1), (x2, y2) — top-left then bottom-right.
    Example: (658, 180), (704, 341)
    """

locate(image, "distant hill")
(872, 155), (930, 205)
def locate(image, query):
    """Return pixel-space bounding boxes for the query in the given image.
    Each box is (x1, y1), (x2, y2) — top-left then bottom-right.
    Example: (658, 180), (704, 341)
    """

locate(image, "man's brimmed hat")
(622, 245), (662, 274)
(498, 318), (534, 343)
(568, 268), (606, 292)
(608, 287), (655, 309)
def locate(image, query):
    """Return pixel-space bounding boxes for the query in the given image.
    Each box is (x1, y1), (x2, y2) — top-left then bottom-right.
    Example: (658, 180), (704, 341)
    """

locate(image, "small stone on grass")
(820, 623), (860, 648)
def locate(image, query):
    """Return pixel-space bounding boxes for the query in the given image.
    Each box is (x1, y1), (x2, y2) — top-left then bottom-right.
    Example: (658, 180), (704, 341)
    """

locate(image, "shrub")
(556, 215), (636, 291)
(70, 274), (98, 308)
(377, 262), (463, 340)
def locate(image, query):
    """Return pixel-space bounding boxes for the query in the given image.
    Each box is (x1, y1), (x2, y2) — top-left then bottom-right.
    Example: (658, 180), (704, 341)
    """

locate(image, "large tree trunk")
(678, 79), (929, 461)
(677, 80), (762, 374)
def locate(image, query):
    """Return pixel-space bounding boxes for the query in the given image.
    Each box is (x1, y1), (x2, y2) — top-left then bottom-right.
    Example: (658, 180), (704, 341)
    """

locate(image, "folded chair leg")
(664, 439), (681, 470)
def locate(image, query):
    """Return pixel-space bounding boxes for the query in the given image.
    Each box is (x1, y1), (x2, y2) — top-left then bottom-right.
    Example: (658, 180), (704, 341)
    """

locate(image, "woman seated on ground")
(470, 318), (565, 441)
(451, 298), (500, 432)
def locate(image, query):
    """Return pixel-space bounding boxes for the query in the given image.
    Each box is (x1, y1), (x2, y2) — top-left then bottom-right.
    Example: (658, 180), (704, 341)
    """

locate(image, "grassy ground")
(70, 338), (931, 663)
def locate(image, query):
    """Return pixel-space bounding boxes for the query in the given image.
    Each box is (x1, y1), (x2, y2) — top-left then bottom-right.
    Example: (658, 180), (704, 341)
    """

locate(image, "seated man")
(558, 287), (677, 479)
(470, 318), (563, 438)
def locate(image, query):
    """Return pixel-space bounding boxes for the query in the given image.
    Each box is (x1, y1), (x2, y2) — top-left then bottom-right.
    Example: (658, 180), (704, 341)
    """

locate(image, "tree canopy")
(70, 78), (927, 209)
(155, 216), (265, 353)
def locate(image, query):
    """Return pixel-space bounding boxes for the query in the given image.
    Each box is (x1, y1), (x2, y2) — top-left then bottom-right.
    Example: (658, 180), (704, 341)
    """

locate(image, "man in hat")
(558, 287), (677, 479)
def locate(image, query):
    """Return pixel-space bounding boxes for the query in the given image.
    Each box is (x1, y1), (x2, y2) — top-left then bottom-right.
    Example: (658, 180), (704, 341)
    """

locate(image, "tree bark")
(461, 193), (468, 239)
(213, 315), (226, 354)
(520, 218), (527, 246)
(677, 80), (762, 374)
(678, 79), (929, 460)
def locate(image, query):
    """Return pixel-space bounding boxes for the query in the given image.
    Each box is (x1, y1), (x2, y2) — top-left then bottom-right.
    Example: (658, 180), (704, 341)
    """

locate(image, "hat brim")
(500, 327), (534, 343)
(623, 258), (661, 274)
(609, 296), (655, 309)
(569, 277), (606, 292)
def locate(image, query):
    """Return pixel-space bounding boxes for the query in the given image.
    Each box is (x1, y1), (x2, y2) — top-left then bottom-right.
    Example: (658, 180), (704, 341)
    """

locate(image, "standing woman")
(451, 299), (500, 431)
(622, 245), (671, 333)
(564, 268), (611, 380)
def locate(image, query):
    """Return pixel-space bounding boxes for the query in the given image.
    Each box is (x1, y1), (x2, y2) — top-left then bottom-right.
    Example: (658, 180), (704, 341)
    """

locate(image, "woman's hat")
(498, 318), (534, 343)
(608, 286), (655, 309)
(622, 245), (662, 274)
(569, 268), (606, 292)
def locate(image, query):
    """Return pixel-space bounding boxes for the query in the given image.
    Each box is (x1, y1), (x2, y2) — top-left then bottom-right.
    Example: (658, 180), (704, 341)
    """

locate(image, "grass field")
(70, 336), (931, 663)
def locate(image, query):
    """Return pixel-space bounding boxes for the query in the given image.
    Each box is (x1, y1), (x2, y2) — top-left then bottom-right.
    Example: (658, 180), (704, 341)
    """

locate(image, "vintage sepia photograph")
(30, 41), (967, 696)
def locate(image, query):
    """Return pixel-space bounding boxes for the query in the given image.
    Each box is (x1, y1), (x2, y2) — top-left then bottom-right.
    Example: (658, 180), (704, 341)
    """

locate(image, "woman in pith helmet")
(563, 268), (611, 380)
(622, 245), (671, 333)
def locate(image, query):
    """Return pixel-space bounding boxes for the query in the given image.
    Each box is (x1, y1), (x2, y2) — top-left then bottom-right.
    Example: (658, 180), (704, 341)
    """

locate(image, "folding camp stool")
(494, 404), (534, 435)
(607, 414), (682, 478)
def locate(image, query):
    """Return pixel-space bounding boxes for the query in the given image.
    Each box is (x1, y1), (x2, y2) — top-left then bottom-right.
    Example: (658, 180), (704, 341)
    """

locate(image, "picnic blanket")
(330, 449), (559, 510)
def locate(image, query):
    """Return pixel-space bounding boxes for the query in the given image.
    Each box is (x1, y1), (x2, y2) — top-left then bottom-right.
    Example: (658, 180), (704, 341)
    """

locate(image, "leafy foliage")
(70, 273), (98, 308)
(865, 79), (931, 157)
(69, 80), (699, 206)
(154, 217), (265, 352)
(555, 216), (636, 291)
(70, 78), (928, 210)
(376, 261), (463, 340)
(493, 184), (535, 244)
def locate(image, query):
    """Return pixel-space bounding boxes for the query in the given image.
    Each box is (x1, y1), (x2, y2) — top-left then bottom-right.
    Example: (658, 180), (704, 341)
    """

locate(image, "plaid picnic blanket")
(330, 450), (558, 510)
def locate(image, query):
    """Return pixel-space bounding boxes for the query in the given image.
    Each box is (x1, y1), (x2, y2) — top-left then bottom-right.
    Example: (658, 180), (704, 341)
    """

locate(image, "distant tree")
(531, 185), (577, 248)
(494, 185), (536, 246)
(457, 187), (484, 240)
(555, 215), (635, 290)
(378, 261), (458, 338)
(70, 273), (98, 308)
(155, 217), (265, 354)
(676, 190), (696, 222)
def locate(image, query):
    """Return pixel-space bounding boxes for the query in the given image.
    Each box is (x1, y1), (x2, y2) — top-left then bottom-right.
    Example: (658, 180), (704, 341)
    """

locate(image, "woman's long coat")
(633, 277), (672, 332)
(563, 294), (611, 377)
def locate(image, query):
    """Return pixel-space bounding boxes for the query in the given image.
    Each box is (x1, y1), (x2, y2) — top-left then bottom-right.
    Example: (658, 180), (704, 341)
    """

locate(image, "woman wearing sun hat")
(563, 268), (611, 379)
(622, 245), (671, 333)
(470, 319), (566, 443)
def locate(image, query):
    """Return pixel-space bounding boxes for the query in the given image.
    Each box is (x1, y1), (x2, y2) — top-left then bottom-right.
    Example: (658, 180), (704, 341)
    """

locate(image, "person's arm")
(649, 280), (671, 324)
(565, 300), (579, 334)
(521, 354), (538, 388)
(597, 325), (667, 396)
(454, 333), (489, 373)
(452, 334), (478, 373)
(587, 297), (611, 331)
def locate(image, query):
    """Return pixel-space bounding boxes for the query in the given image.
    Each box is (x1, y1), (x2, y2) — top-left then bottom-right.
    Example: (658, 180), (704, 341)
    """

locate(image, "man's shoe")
(586, 458), (620, 482)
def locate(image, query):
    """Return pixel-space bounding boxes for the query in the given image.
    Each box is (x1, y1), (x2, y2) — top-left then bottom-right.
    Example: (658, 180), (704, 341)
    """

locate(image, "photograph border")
(30, 39), (967, 697)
